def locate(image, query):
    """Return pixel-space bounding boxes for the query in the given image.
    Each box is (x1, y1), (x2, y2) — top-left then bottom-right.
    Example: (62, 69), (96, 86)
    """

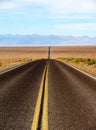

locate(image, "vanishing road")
(0, 59), (96, 130)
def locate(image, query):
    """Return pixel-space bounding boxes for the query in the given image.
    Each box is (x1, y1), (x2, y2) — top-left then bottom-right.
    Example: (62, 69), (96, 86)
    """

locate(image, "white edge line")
(57, 59), (96, 80)
(0, 61), (35, 75)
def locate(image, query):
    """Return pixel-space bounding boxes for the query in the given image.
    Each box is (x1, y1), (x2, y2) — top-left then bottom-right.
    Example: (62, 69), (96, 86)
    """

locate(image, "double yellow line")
(31, 62), (49, 130)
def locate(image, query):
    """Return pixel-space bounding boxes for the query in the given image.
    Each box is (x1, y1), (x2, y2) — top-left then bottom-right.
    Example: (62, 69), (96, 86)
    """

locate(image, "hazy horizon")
(0, 34), (96, 46)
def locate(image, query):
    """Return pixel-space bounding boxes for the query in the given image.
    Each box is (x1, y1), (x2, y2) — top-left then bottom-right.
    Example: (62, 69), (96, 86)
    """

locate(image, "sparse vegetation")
(0, 58), (32, 70)
(59, 58), (96, 65)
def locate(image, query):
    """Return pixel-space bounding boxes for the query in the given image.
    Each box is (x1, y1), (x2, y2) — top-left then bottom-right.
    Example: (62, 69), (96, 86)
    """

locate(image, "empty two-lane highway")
(0, 59), (96, 130)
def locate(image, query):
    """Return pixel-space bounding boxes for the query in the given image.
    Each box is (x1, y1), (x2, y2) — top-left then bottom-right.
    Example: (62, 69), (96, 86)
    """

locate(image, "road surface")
(0, 59), (96, 130)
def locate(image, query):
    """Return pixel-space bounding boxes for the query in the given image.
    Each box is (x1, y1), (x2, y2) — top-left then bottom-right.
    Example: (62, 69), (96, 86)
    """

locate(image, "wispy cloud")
(0, 1), (17, 9)
(47, 14), (93, 20)
(0, 0), (96, 13)
(54, 23), (96, 36)
(54, 23), (96, 30)
(18, 0), (96, 14)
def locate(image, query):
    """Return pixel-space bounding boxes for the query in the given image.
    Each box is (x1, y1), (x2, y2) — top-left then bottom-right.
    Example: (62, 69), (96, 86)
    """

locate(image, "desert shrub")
(64, 58), (74, 62)
(75, 58), (87, 63)
(86, 59), (96, 65)
(75, 58), (82, 63)
(0, 58), (31, 68)
(59, 57), (96, 66)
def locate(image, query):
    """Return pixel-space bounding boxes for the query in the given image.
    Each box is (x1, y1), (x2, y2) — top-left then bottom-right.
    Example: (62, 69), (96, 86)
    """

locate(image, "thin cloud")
(19, 0), (96, 14)
(0, 1), (17, 9)
(0, 0), (10, 2)
(47, 14), (93, 20)
(54, 23), (96, 31)
(0, 0), (96, 14)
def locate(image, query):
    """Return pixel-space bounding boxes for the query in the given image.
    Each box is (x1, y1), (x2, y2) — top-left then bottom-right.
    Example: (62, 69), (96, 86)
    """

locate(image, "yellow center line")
(31, 61), (49, 130)
(42, 62), (49, 130)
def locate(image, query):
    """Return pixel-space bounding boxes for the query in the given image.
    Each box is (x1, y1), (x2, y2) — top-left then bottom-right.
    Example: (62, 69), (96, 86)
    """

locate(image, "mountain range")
(0, 34), (96, 46)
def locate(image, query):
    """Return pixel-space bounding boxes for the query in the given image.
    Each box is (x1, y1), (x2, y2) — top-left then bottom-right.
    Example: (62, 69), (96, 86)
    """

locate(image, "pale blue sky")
(0, 0), (96, 36)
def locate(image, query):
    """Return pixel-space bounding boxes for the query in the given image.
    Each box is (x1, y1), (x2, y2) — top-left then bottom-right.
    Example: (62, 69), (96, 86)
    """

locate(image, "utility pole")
(48, 46), (50, 59)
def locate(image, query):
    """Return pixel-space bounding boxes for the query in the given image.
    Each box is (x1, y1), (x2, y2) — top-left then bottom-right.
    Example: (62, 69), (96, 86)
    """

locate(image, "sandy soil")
(0, 46), (96, 76)
(0, 61), (29, 72)
(51, 46), (96, 58)
(0, 47), (48, 59)
(71, 62), (96, 77)
(0, 46), (96, 59)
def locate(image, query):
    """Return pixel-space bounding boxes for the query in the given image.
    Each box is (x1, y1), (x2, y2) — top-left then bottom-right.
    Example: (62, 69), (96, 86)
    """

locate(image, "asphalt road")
(0, 59), (47, 130)
(48, 60), (96, 130)
(0, 59), (96, 130)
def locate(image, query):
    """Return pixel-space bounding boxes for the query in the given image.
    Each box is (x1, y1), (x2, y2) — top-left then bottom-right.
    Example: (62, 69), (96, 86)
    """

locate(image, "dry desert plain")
(51, 46), (96, 58)
(0, 46), (96, 76)
(0, 46), (96, 59)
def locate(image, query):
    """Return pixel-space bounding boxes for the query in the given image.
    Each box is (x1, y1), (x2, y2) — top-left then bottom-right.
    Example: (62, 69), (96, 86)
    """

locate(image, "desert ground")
(0, 46), (96, 59)
(51, 46), (96, 58)
(0, 46), (96, 75)
(0, 46), (48, 59)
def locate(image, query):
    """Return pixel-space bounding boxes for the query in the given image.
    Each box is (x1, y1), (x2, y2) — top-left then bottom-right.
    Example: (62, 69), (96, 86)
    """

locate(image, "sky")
(0, 0), (96, 36)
